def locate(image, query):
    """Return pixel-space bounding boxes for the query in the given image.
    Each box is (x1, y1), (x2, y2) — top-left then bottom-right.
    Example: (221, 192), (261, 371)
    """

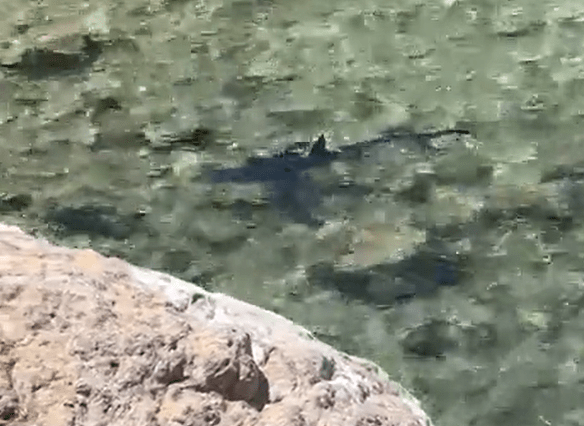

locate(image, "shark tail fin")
(310, 135), (329, 157)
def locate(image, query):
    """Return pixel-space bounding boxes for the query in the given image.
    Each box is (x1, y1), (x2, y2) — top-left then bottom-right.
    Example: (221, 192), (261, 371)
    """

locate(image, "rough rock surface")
(0, 223), (432, 426)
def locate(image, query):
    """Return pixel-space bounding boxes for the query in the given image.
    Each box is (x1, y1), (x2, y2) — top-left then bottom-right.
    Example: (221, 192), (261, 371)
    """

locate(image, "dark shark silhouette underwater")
(209, 134), (334, 225)
(209, 129), (471, 226)
(208, 129), (471, 303)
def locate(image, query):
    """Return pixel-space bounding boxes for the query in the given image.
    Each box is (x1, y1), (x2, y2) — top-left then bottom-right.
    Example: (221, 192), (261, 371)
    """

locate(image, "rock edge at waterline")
(0, 223), (431, 426)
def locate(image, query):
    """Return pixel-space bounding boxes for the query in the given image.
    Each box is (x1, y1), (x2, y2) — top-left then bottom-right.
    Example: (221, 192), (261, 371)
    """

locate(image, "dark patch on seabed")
(44, 203), (145, 240)
(1, 35), (103, 80)
(306, 235), (464, 307)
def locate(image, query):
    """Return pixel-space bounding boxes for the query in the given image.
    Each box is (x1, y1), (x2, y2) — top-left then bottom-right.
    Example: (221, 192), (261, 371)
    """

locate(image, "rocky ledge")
(0, 223), (431, 426)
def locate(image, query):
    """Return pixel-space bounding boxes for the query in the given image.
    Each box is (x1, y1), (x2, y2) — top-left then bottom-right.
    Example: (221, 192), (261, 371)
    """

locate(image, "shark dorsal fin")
(309, 135), (328, 157)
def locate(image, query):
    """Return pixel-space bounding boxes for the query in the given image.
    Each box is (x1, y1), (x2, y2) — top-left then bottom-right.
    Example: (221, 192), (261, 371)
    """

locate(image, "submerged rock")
(0, 193), (32, 212)
(44, 203), (139, 240)
(0, 223), (432, 426)
(400, 319), (460, 358)
(308, 242), (461, 307)
(1, 35), (102, 79)
(311, 216), (462, 306)
(0, 8), (108, 80)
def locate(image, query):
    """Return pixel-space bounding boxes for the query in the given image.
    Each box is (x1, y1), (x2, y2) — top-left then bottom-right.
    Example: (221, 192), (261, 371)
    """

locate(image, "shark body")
(209, 129), (470, 226)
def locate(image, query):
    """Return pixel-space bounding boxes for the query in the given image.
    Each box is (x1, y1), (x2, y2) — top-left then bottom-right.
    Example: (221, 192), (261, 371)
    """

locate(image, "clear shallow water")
(3, 0), (584, 425)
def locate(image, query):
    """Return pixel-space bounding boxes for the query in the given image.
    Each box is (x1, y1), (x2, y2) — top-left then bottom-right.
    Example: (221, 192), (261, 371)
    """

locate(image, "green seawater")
(3, 0), (584, 425)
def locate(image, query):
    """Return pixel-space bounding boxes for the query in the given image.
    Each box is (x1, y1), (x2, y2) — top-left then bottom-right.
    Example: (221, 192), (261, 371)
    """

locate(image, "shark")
(209, 128), (471, 226)
(208, 128), (471, 304)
